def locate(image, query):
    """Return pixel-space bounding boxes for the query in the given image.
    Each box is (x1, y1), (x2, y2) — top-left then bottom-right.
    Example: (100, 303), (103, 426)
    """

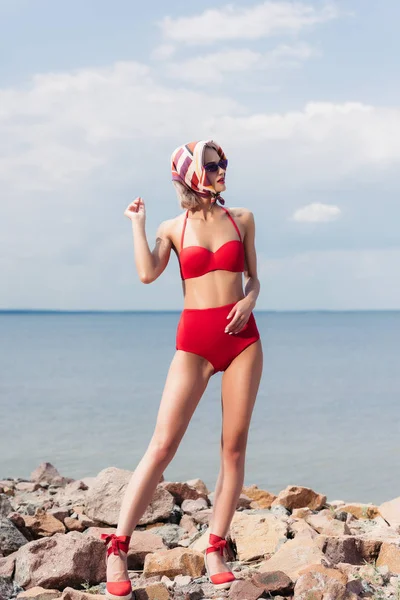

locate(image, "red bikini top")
(179, 206), (245, 281)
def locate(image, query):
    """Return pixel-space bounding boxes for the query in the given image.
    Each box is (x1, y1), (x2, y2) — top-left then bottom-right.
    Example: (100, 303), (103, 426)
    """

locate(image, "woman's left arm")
(225, 210), (261, 334)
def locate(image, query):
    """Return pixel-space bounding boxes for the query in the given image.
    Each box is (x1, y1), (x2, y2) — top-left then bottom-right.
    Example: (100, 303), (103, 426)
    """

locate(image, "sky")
(1, 0), (400, 311)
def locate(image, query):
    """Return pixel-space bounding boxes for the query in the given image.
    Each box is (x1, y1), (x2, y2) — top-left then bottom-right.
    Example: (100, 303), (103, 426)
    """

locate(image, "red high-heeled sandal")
(100, 533), (132, 600)
(204, 533), (236, 590)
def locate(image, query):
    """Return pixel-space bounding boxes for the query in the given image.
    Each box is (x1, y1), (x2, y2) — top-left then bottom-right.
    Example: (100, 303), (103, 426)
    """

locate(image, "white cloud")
(159, 1), (340, 45)
(151, 44), (176, 61)
(165, 42), (316, 84)
(166, 48), (262, 84)
(292, 202), (341, 222)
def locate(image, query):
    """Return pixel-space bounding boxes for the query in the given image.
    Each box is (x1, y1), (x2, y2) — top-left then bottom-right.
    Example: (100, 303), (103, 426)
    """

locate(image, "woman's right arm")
(124, 197), (172, 284)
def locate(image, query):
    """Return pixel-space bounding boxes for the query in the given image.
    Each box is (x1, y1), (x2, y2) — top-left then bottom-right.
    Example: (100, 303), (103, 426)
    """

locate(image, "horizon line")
(1, 309), (399, 314)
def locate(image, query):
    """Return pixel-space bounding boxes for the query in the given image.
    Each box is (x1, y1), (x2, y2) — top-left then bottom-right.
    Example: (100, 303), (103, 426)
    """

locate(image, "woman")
(101, 140), (263, 600)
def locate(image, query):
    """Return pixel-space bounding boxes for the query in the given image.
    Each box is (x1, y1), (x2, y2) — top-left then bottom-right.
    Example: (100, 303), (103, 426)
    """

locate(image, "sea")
(1, 310), (399, 507)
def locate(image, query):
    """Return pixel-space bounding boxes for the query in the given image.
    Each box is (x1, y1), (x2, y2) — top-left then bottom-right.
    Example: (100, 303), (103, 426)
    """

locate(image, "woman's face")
(204, 146), (227, 194)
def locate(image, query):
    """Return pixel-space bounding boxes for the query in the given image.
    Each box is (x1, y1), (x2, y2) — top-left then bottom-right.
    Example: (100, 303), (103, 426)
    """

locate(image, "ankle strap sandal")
(204, 533), (236, 590)
(100, 533), (132, 600)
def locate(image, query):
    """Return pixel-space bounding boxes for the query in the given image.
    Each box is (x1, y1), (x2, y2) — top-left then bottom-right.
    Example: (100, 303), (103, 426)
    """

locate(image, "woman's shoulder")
(228, 206), (254, 221)
(157, 212), (186, 239)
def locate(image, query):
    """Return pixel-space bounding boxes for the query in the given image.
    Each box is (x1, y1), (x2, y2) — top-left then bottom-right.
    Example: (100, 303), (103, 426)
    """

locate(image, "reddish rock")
(379, 496), (400, 528)
(13, 531), (105, 589)
(271, 485), (326, 511)
(242, 484), (277, 509)
(22, 513), (66, 537)
(376, 541), (400, 574)
(143, 546), (204, 579)
(322, 534), (381, 565)
(251, 570), (294, 595)
(159, 482), (208, 505)
(30, 463), (64, 486)
(228, 578), (265, 599)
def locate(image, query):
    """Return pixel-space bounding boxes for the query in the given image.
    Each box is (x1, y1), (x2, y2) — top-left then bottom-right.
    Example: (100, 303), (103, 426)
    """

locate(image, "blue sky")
(1, 0), (400, 310)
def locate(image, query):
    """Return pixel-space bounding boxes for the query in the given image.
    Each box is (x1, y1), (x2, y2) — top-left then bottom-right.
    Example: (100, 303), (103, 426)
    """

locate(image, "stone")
(242, 484), (277, 509)
(22, 512), (66, 537)
(186, 479), (209, 496)
(13, 531), (105, 589)
(16, 586), (61, 598)
(258, 534), (329, 581)
(339, 502), (380, 520)
(376, 541), (400, 574)
(143, 547), (204, 579)
(0, 516), (29, 556)
(159, 482), (208, 505)
(251, 570), (294, 595)
(230, 511), (288, 562)
(271, 485), (327, 511)
(379, 496), (400, 528)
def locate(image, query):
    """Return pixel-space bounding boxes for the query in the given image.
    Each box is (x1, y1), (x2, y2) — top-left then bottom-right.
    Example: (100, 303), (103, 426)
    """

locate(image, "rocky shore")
(0, 462), (399, 600)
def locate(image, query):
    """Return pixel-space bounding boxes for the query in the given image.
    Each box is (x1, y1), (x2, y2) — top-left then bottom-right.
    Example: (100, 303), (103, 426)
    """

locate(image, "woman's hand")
(225, 297), (255, 335)
(124, 197), (146, 225)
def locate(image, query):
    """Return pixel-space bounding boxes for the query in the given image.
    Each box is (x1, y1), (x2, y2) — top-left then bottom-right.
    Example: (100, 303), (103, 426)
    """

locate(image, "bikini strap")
(221, 206), (242, 242)
(180, 209), (189, 252)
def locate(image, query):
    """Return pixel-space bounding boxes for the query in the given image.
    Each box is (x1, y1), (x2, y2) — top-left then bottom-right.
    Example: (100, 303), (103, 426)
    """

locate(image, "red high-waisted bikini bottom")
(176, 302), (260, 373)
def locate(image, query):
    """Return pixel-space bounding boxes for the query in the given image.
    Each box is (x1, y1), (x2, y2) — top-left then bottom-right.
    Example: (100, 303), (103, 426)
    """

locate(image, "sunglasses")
(204, 158), (228, 172)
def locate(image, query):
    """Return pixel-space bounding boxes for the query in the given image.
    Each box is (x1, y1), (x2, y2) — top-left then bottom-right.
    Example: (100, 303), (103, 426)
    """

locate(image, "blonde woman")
(101, 140), (263, 599)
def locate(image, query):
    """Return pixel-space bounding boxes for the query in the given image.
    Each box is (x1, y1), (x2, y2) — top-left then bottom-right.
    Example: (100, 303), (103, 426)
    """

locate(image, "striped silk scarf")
(171, 140), (226, 205)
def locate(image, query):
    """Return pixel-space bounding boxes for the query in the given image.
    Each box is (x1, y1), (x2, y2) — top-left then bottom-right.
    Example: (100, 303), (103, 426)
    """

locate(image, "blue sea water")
(1, 310), (399, 506)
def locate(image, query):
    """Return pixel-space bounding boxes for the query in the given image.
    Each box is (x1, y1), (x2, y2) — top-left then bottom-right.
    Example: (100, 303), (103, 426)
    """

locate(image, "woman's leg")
(207, 339), (263, 576)
(107, 350), (214, 582)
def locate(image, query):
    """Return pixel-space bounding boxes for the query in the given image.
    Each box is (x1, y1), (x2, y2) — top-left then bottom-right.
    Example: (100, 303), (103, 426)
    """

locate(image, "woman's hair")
(172, 180), (202, 210)
(172, 142), (218, 210)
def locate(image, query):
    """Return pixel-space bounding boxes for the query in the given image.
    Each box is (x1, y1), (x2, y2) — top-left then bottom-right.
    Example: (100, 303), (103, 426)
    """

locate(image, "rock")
(271, 485), (327, 511)
(22, 513), (66, 537)
(339, 502), (380, 520)
(0, 552), (16, 578)
(305, 511), (351, 536)
(128, 529), (168, 569)
(13, 531), (105, 589)
(30, 464), (64, 486)
(258, 534), (329, 581)
(16, 586), (61, 598)
(190, 509), (212, 526)
(185, 479), (209, 496)
(0, 516), (29, 556)
(174, 574), (192, 586)
(52, 481), (89, 510)
(236, 494), (252, 510)
(230, 511), (288, 562)
(0, 495), (15, 518)
(84, 468), (175, 527)
(131, 581), (171, 599)
(179, 515), (198, 536)
(159, 482), (208, 506)
(293, 564), (352, 600)
(143, 547), (204, 579)
(227, 578), (265, 600)
(147, 524), (187, 548)
(61, 588), (104, 599)
(322, 534), (381, 565)
(379, 496), (400, 528)
(181, 499), (209, 515)
(242, 485), (277, 509)
(251, 570), (294, 595)
(376, 541), (400, 574)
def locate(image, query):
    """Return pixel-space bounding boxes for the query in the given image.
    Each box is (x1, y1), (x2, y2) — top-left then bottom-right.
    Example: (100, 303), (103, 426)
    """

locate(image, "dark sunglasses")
(204, 158), (228, 172)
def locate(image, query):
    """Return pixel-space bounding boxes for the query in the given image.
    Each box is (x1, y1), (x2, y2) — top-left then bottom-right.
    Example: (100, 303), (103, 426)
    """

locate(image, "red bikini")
(179, 206), (245, 280)
(176, 206), (260, 373)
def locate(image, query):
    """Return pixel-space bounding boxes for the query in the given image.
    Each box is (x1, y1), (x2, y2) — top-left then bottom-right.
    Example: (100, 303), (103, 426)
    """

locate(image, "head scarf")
(171, 140), (226, 205)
